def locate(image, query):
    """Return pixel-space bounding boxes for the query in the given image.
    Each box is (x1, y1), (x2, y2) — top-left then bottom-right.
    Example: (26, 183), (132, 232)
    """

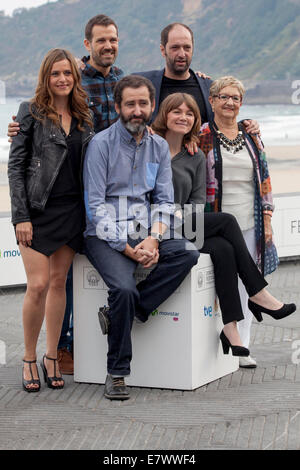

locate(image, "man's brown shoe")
(57, 348), (74, 375)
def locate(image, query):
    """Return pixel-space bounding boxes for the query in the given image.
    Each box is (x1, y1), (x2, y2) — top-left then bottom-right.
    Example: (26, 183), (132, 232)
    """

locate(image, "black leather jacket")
(8, 101), (94, 225)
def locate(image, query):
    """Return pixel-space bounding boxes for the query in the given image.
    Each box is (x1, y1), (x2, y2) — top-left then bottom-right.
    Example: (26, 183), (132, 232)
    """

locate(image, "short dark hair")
(85, 14), (118, 41)
(114, 75), (156, 107)
(160, 23), (194, 47)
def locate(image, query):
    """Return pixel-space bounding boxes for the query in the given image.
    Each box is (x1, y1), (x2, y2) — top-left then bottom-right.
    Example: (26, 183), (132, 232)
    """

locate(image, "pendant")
(218, 130), (245, 154)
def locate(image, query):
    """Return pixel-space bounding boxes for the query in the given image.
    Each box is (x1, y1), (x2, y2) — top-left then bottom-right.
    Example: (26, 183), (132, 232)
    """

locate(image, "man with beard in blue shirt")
(83, 75), (199, 400)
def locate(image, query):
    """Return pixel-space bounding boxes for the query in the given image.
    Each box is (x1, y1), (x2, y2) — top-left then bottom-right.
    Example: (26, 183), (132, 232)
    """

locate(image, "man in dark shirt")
(159, 73), (209, 123)
(136, 23), (212, 124)
(136, 22), (259, 134)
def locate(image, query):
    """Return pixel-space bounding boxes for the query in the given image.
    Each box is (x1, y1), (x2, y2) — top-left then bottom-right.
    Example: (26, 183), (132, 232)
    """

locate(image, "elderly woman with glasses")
(198, 76), (291, 368)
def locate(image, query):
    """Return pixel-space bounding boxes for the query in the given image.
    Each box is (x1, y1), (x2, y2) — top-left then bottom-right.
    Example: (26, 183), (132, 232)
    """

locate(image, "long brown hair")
(30, 48), (93, 130)
(152, 93), (201, 145)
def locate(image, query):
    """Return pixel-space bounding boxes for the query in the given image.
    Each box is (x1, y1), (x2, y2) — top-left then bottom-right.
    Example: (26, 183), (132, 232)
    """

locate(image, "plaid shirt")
(81, 56), (124, 134)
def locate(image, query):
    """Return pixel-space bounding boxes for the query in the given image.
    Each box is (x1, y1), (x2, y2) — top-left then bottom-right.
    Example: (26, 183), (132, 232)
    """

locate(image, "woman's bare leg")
(249, 289), (283, 310)
(44, 245), (75, 386)
(20, 245), (50, 389)
(223, 321), (244, 347)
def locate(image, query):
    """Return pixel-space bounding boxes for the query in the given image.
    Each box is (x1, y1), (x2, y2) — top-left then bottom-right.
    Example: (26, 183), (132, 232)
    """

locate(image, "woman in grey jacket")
(8, 49), (93, 392)
(152, 93), (296, 358)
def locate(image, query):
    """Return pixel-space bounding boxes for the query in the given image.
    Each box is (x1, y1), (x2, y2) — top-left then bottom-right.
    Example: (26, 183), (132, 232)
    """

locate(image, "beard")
(165, 54), (191, 76)
(91, 47), (117, 69)
(120, 111), (152, 136)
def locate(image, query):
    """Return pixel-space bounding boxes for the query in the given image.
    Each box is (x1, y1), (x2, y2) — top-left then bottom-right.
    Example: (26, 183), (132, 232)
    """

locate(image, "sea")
(0, 97), (300, 164)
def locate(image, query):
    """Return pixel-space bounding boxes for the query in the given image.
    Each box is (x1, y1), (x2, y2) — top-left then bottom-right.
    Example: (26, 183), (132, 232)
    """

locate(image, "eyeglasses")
(213, 94), (242, 103)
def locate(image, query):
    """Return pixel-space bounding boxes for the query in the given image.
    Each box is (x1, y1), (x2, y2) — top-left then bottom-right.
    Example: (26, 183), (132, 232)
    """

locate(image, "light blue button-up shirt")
(83, 119), (175, 252)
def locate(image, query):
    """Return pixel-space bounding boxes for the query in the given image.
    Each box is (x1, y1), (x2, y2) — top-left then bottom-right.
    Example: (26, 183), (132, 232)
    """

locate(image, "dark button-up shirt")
(81, 56), (124, 133)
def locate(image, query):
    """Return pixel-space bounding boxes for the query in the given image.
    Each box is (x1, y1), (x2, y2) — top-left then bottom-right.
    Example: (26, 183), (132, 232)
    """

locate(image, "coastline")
(0, 185), (10, 213)
(0, 161), (10, 212)
(1, 145), (299, 212)
(269, 169), (300, 194)
(264, 144), (300, 160)
(263, 145), (300, 195)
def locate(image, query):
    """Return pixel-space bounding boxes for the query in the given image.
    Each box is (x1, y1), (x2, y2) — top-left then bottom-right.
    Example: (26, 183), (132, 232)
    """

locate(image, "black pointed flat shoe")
(248, 299), (296, 323)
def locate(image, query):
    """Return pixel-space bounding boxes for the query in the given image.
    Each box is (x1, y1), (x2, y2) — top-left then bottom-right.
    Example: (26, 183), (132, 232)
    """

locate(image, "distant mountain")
(0, 0), (299, 99)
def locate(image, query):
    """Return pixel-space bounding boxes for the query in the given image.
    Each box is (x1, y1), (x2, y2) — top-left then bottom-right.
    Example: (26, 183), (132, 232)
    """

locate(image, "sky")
(0, 0), (57, 16)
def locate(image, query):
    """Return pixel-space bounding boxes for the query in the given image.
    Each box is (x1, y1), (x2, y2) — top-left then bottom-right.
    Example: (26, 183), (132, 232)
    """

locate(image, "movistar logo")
(0, 248), (21, 258)
(151, 309), (159, 316)
(151, 309), (180, 321)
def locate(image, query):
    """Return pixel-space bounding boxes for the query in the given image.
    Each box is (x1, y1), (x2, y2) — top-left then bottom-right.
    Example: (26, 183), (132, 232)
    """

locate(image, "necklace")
(214, 125), (246, 154)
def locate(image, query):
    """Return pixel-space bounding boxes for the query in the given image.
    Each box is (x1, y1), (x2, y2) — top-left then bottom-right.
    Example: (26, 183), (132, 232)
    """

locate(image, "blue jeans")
(58, 266), (73, 352)
(84, 236), (199, 376)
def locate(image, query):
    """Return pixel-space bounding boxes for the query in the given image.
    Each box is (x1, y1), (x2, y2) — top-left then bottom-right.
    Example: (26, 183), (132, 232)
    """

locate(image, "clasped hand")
(134, 237), (160, 268)
(124, 237), (159, 268)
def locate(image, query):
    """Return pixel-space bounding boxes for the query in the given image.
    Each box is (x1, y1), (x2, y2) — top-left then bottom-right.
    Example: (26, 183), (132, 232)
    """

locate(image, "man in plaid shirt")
(81, 14), (124, 133)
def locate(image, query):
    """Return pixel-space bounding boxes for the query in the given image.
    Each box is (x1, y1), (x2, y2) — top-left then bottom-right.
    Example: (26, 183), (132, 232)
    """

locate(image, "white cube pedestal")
(73, 253), (238, 390)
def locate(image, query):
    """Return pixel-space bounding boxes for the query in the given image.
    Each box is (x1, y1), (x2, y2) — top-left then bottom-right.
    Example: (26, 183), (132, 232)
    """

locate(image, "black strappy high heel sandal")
(22, 359), (41, 393)
(248, 299), (296, 323)
(220, 330), (250, 357)
(40, 354), (65, 390)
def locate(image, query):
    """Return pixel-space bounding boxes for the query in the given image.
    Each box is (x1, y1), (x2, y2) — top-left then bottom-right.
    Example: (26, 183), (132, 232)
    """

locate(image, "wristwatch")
(150, 232), (163, 242)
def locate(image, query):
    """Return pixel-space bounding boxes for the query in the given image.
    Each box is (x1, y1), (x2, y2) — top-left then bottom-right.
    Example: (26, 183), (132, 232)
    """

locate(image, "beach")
(270, 168), (300, 194)
(265, 144), (300, 195)
(0, 186), (10, 212)
(0, 163), (9, 212)
(1, 145), (299, 213)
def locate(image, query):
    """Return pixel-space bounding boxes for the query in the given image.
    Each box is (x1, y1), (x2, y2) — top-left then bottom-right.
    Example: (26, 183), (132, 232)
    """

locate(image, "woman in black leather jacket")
(8, 48), (94, 392)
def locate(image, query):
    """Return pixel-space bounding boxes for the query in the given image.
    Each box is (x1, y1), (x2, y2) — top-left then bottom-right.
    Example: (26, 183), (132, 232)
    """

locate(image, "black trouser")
(199, 213), (268, 325)
(84, 236), (199, 376)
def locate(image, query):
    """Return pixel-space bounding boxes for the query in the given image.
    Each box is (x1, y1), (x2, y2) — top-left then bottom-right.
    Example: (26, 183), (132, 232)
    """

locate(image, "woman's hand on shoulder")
(16, 222), (33, 247)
